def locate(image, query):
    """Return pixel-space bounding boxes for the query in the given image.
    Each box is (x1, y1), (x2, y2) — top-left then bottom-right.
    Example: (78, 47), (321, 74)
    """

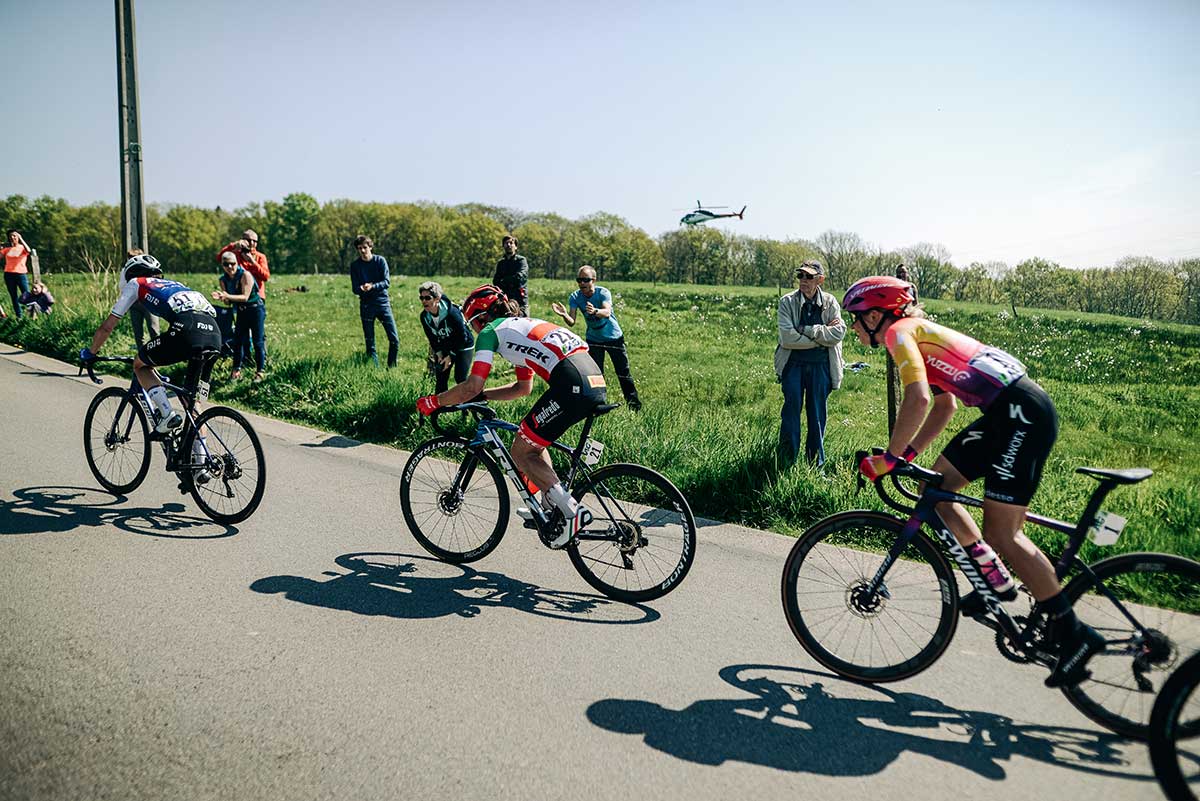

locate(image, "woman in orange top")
(2, 230), (33, 319)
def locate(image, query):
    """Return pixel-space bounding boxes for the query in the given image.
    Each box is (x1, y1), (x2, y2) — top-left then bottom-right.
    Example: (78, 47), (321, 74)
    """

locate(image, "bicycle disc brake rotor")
(1131, 628), (1176, 691)
(846, 580), (886, 618)
(436, 489), (464, 515)
(614, 520), (644, 554)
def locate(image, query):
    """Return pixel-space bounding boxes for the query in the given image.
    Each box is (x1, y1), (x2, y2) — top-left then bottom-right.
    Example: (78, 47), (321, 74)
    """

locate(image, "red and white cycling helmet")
(461, 284), (509, 326)
(842, 276), (914, 317)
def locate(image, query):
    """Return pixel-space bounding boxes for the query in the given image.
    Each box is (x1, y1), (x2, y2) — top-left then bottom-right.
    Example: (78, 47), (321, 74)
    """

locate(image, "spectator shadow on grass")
(250, 551), (660, 625)
(0, 485), (238, 539)
(588, 663), (1148, 782)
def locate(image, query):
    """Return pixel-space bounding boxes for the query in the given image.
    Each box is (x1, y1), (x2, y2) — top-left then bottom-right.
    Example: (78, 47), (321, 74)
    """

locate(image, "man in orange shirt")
(2, 230), (33, 319)
(217, 229), (270, 296)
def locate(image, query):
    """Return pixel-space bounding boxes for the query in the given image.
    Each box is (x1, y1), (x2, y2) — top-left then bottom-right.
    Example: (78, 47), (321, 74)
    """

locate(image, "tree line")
(3, 192), (1198, 324)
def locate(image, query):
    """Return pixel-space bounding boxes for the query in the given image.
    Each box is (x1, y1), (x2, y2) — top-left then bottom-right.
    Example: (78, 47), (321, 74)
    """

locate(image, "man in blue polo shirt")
(349, 234), (399, 368)
(552, 264), (642, 411)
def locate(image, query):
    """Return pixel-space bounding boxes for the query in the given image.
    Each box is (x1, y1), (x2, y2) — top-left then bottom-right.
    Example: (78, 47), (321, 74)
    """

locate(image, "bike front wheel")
(400, 437), (509, 563)
(83, 387), (151, 495)
(184, 406), (267, 524)
(568, 463), (696, 603)
(781, 510), (959, 683)
(1150, 650), (1200, 801)
(1061, 551), (1200, 740)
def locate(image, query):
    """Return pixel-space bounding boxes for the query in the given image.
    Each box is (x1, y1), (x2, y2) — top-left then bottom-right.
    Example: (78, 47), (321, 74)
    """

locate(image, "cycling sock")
(147, 386), (173, 419)
(966, 540), (1016, 594)
(546, 483), (577, 517)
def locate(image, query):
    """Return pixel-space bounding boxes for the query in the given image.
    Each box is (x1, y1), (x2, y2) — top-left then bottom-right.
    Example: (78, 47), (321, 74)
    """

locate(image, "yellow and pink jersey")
(884, 317), (1026, 408)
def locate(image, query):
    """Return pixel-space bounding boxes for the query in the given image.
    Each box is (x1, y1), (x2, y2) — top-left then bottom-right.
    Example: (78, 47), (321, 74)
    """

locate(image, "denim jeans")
(779, 356), (832, 466)
(4, 272), (29, 319)
(361, 302), (399, 367)
(232, 303), (267, 372)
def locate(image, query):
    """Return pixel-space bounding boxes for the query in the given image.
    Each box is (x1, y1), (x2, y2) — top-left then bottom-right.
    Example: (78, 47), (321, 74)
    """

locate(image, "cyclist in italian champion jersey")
(844, 275), (1104, 688)
(415, 285), (607, 548)
(80, 254), (222, 434)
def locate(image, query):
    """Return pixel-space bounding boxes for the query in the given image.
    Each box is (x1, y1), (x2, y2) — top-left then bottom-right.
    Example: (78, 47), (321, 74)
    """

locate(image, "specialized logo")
(505, 342), (550, 364)
(1009, 403), (1032, 424)
(945, 534), (1004, 614)
(926, 354), (969, 383)
(962, 430), (984, 445)
(533, 399), (561, 426)
(992, 429), (1027, 480)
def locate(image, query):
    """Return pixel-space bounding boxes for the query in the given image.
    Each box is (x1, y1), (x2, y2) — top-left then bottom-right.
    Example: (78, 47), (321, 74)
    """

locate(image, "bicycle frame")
(865, 464), (1153, 663)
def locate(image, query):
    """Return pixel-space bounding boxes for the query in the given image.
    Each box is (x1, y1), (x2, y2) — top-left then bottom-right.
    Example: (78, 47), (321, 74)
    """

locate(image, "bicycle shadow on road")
(588, 663), (1151, 783)
(0, 485), (238, 540)
(250, 551), (660, 625)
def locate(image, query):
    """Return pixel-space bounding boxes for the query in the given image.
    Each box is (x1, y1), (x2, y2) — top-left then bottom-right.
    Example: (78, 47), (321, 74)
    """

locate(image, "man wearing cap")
(492, 235), (530, 317)
(774, 260), (845, 466)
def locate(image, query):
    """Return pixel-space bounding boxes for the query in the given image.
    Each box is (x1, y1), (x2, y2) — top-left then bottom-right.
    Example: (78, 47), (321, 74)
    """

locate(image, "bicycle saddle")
(1075, 466), (1153, 484)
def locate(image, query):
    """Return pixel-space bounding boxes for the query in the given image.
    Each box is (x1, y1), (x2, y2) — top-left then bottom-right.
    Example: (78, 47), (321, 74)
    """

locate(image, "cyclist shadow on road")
(0, 485), (238, 539)
(250, 551), (660, 625)
(588, 663), (1150, 782)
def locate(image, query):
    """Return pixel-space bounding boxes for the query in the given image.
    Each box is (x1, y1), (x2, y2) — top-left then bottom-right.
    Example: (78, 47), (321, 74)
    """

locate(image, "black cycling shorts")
(940, 375), (1059, 507)
(140, 311), (223, 389)
(518, 352), (607, 448)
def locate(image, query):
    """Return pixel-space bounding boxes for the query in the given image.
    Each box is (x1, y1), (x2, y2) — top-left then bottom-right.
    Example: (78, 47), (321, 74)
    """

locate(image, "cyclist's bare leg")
(930, 454), (1059, 600)
(929, 455), (983, 545)
(132, 357), (161, 390)
(980, 499), (1060, 601)
(511, 435), (559, 496)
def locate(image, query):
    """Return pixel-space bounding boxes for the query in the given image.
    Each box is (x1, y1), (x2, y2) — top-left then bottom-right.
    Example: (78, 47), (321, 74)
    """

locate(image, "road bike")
(398, 402), (695, 603)
(81, 353), (266, 524)
(781, 450), (1200, 739)
(1150, 649), (1200, 800)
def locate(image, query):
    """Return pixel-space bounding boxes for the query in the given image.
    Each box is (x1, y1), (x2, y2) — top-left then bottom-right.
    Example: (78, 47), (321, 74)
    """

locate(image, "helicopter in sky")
(678, 201), (747, 226)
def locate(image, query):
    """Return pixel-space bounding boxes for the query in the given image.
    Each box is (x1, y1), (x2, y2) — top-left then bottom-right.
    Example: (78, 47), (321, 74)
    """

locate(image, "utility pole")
(115, 0), (146, 253)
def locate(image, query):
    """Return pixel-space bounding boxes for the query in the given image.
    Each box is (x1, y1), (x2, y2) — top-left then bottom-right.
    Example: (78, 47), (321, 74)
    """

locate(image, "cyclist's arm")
(482, 376), (534, 401)
(910, 390), (957, 456)
(886, 380), (931, 458)
(89, 314), (122, 355)
(437, 374), (487, 406)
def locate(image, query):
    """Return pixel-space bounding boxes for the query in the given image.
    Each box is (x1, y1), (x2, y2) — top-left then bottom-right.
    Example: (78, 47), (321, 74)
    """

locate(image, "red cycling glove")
(416, 395), (440, 416)
(859, 451), (901, 481)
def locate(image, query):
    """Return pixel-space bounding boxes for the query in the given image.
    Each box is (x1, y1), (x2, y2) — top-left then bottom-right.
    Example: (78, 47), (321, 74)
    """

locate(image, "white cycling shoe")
(549, 506), (592, 550)
(153, 410), (183, 434)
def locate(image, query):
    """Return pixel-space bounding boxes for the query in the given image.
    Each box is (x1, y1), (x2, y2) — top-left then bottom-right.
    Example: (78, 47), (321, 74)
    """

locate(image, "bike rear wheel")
(781, 511), (959, 682)
(1061, 552), (1200, 740)
(184, 406), (266, 524)
(1150, 650), (1200, 801)
(400, 437), (508, 563)
(83, 387), (151, 495)
(568, 463), (696, 603)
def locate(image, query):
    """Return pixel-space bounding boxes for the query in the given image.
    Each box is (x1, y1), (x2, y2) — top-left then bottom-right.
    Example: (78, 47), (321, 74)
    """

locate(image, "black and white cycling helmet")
(119, 254), (162, 290)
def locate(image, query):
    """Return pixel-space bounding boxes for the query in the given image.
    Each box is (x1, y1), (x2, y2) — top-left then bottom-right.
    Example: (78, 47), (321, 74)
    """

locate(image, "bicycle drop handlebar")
(429, 402), (496, 436)
(854, 447), (944, 515)
(78, 355), (134, 385)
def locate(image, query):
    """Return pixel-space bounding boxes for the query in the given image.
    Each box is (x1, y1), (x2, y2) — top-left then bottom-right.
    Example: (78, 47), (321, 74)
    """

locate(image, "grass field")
(4, 271), (1199, 567)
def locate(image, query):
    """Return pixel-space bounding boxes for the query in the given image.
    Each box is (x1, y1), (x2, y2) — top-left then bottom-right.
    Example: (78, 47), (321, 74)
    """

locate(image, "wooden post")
(886, 353), (900, 435)
(30, 250), (41, 285)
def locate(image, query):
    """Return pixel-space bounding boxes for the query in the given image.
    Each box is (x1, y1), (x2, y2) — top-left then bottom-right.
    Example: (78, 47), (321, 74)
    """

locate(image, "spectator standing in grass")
(418, 281), (474, 392)
(349, 235), (399, 368)
(126, 248), (160, 347)
(19, 281), (54, 317)
(896, 263), (918, 303)
(212, 251), (267, 382)
(774, 260), (846, 467)
(218, 229), (270, 297)
(2, 230), (32, 319)
(492, 234), (529, 316)
(552, 265), (642, 411)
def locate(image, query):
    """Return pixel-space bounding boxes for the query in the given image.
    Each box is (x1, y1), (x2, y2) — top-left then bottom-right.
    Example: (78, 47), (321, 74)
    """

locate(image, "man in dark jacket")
(350, 235), (399, 368)
(492, 235), (529, 316)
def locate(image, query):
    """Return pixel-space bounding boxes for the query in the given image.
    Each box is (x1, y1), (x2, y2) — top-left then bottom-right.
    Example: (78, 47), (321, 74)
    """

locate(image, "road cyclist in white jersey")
(415, 284), (608, 548)
(80, 254), (223, 469)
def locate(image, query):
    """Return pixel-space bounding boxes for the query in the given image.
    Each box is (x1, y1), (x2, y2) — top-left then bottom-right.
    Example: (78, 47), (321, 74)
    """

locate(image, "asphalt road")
(0, 347), (1169, 800)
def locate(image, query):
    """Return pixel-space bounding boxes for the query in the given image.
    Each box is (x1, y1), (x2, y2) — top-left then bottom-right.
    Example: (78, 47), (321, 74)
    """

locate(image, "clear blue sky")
(4, 0), (1198, 268)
